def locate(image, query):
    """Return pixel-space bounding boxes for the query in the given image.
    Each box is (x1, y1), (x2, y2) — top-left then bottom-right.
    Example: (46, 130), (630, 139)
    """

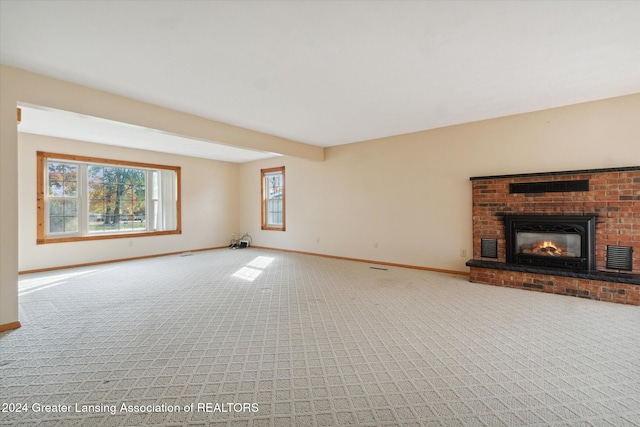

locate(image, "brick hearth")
(467, 166), (640, 305)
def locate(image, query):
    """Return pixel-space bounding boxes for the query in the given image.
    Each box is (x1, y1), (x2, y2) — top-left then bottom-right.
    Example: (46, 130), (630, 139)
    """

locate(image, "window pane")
(64, 216), (78, 233)
(265, 173), (283, 197)
(134, 184), (146, 201)
(63, 164), (77, 182)
(49, 198), (78, 234)
(105, 185), (117, 197)
(88, 182), (103, 197)
(89, 199), (105, 215)
(120, 215), (131, 229)
(153, 200), (158, 230)
(64, 200), (77, 216)
(124, 185), (134, 200)
(63, 181), (77, 197)
(50, 216), (64, 233)
(87, 165), (146, 234)
(50, 200), (64, 216)
(49, 180), (63, 197)
(89, 166), (104, 180)
(121, 200), (133, 215)
(267, 199), (282, 226)
(48, 163), (64, 181)
(152, 171), (158, 199)
(117, 183), (127, 198)
(49, 162), (78, 198)
(89, 201), (106, 232)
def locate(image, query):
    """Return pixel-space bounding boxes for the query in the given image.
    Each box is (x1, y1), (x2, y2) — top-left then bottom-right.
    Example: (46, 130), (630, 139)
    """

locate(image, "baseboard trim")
(0, 321), (21, 332)
(251, 246), (470, 276)
(18, 246), (227, 275)
(18, 245), (470, 277)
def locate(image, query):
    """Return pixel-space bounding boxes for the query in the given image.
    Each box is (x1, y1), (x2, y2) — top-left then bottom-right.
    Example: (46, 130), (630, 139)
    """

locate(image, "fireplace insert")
(505, 215), (596, 271)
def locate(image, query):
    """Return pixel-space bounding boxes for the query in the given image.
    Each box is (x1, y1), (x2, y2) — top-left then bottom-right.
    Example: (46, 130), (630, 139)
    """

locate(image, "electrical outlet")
(374, 242), (379, 248)
(316, 237), (320, 244)
(460, 249), (467, 257)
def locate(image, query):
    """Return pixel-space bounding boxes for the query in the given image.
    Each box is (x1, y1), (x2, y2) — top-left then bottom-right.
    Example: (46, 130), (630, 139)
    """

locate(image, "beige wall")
(238, 94), (640, 272)
(0, 65), (317, 328)
(18, 133), (239, 272)
(0, 68), (20, 326)
(1, 63), (638, 328)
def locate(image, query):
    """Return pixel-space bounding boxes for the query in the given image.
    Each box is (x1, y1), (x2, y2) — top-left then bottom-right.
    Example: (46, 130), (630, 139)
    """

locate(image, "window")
(261, 166), (285, 231)
(46, 161), (79, 234)
(37, 152), (181, 244)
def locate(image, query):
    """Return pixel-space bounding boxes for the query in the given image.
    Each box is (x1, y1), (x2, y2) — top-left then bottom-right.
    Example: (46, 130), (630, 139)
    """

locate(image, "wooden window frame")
(261, 166), (286, 231)
(37, 151), (181, 244)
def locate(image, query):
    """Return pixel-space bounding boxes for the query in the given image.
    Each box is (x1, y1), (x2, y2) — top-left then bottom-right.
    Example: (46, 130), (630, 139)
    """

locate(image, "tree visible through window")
(261, 167), (285, 231)
(47, 162), (79, 234)
(37, 152), (181, 244)
(88, 165), (146, 233)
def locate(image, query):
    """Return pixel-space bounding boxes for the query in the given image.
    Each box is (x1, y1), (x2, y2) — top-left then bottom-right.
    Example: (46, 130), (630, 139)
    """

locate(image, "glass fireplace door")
(504, 214), (596, 271)
(515, 232), (581, 258)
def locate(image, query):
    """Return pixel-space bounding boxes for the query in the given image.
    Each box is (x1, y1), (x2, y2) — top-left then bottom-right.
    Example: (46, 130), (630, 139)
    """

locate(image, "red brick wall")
(472, 169), (640, 273)
(469, 268), (640, 305)
(470, 168), (640, 305)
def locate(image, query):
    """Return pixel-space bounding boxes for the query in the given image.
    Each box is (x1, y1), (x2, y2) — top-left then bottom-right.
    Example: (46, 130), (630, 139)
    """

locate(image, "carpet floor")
(1, 248), (639, 426)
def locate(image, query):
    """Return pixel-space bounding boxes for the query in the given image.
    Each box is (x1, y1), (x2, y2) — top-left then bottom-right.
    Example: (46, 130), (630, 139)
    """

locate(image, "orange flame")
(536, 240), (562, 255)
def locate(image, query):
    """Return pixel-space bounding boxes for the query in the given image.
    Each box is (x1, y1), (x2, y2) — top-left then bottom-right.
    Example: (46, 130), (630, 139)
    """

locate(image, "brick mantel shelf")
(467, 166), (640, 305)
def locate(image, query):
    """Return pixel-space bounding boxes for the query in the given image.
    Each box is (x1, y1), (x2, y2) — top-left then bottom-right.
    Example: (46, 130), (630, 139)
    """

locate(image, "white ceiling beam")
(3, 65), (324, 162)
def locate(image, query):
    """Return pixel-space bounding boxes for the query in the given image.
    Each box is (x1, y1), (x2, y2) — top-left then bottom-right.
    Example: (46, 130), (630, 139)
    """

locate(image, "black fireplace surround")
(505, 215), (596, 271)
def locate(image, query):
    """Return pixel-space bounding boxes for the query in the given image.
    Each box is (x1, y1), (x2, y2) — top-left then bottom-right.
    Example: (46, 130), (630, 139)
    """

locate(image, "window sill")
(37, 229), (181, 245)
(261, 226), (285, 231)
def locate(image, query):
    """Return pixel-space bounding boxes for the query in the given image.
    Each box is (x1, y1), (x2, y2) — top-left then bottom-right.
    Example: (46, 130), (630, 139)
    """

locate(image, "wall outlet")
(316, 237), (320, 244)
(374, 242), (379, 248)
(460, 248), (467, 257)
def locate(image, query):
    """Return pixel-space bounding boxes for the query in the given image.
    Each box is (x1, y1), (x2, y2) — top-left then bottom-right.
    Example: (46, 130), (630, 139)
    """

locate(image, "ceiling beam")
(2, 65), (324, 162)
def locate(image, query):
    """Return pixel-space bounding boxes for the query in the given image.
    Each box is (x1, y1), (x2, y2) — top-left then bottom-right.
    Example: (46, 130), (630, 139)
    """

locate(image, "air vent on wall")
(509, 179), (589, 194)
(481, 238), (498, 258)
(606, 245), (633, 271)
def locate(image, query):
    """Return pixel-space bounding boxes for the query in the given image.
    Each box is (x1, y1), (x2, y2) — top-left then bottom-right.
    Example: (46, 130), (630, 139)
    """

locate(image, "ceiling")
(2, 1), (639, 162)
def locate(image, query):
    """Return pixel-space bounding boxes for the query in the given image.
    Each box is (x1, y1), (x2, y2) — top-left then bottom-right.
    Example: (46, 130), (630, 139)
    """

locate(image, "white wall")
(18, 133), (239, 272)
(238, 94), (640, 273)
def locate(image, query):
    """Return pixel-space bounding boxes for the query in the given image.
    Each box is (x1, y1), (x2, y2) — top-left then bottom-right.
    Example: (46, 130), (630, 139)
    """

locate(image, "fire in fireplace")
(517, 234), (580, 257)
(505, 215), (596, 271)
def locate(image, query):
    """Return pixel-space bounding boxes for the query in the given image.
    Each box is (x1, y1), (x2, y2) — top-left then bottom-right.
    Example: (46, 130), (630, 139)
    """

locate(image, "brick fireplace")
(466, 166), (640, 305)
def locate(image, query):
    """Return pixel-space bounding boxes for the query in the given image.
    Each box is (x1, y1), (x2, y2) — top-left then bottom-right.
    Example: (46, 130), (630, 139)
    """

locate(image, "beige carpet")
(1, 248), (639, 426)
